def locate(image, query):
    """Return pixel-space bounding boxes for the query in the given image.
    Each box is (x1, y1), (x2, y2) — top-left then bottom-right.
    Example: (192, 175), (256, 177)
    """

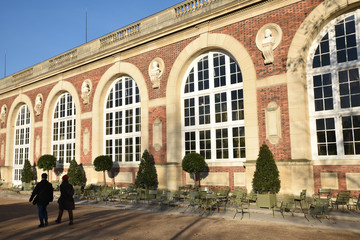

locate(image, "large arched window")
(52, 92), (76, 165)
(104, 76), (141, 163)
(13, 105), (31, 185)
(308, 10), (360, 159)
(182, 51), (245, 161)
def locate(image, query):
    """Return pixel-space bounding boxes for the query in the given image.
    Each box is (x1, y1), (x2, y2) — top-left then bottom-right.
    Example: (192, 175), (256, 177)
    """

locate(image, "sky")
(0, 0), (183, 78)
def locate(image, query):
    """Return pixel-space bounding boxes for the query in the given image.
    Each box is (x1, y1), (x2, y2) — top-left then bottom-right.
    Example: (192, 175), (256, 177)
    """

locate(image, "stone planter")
(256, 193), (277, 209)
(22, 182), (34, 191)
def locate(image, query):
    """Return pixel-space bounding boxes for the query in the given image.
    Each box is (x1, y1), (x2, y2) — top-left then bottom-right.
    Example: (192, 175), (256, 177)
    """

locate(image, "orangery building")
(1, 0), (360, 195)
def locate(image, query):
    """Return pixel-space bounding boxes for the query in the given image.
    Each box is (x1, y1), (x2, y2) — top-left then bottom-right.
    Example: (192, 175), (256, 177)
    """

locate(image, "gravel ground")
(1, 191), (360, 240)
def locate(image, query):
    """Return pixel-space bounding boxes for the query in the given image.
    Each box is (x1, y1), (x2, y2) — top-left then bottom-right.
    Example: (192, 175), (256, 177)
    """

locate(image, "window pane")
(313, 74), (333, 111)
(316, 118), (337, 155)
(342, 115), (360, 155)
(339, 68), (360, 108)
(313, 34), (330, 68)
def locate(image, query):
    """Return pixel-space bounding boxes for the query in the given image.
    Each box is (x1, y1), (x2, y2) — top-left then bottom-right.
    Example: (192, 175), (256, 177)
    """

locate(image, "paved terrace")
(0, 190), (359, 240)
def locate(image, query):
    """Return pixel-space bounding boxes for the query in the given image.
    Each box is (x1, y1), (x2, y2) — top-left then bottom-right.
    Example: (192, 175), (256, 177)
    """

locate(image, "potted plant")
(93, 155), (113, 185)
(21, 159), (34, 191)
(182, 152), (206, 187)
(135, 150), (158, 199)
(252, 143), (281, 209)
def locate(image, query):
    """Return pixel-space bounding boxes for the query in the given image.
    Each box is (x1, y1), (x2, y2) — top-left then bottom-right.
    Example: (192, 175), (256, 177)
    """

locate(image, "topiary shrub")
(21, 159), (34, 183)
(182, 152), (206, 187)
(252, 143), (281, 194)
(93, 155), (113, 185)
(135, 150), (158, 189)
(67, 160), (86, 187)
(38, 154), (57, 176)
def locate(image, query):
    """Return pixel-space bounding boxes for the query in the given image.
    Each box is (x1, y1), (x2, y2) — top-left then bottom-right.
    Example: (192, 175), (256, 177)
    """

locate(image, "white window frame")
(307, 10), (360, 160)
(104, 76), (141, 163)
(52, 92), (76, 166)
(13, 104), (31, 185)
(181, 51), (245, 162)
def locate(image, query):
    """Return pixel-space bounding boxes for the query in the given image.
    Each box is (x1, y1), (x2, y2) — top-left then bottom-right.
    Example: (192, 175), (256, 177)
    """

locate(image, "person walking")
(29, 173), (54, 227)
(55, 174), (75, 225)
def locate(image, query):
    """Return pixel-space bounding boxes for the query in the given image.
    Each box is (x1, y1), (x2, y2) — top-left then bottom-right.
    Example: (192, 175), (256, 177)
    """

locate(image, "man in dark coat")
(55, 174), (75, 225)
(29, 173), (54, 227)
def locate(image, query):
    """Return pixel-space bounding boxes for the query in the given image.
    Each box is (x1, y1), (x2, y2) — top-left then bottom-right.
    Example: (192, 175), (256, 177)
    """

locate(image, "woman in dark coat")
(55, 174), (75, 225)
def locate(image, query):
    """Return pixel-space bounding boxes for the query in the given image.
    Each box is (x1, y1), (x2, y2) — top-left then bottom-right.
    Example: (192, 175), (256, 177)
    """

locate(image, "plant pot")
(22, 182), (32, 191)
(256, 193), (277, 209)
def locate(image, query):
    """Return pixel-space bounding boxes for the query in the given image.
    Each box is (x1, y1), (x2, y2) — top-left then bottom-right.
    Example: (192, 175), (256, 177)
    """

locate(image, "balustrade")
(100, 23), (141, 48)
(49, 49), (78, 69)
(175, 0), (218, 17)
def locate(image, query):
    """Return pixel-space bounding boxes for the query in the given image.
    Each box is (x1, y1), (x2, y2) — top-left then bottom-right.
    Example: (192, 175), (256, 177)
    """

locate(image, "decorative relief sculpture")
(83, 128), (90, 155)
(265, 102), (282, 145)
(34, 94), (43, 116)
(81, 79), (92, 105)
(1, 140), (4, 160)
(256, 23), (282, 65)
(148, 58), (164, 89)
(153, 118), (162, 151)
(35, 135), (41, 158)
(0, 105), (7, 124)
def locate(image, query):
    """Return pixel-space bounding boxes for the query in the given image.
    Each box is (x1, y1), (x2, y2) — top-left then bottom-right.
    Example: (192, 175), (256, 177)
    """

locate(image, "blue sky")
(0, 0), (183, 77)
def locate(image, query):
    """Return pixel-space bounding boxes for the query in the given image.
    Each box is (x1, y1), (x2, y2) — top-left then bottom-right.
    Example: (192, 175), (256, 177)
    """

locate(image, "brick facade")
(257, 85), (291, 161)
(1, 0), (360, 194)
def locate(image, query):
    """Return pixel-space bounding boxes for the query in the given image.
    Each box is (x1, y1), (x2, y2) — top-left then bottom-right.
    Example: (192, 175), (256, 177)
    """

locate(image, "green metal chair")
(331, 191), (351, 210)
(313, 188), (332, 200)
(294, 189), (306, 213)
(272, 197), (295, 218)
(246, 190), (257, 204)
(200, 192), (218, 215)
(184, 191), (201, 213)
(233, 198), (250, 220)
(349, 194), (360, 211)
(307, 198), (330, 222)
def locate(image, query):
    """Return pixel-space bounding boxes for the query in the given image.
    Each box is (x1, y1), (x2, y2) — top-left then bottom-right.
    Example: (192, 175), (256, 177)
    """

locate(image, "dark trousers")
(57, 209), (73, 222)
(37, 205), (48, 224)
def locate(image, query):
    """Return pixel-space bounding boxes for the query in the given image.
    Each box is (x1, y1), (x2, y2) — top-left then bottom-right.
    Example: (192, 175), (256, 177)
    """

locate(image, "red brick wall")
(64, 64), (112, 113)
(257, 85), (291, 161)
(212, 0), (321, 79)
(109, 166), (139, 187)
(126, 37), (198, 100)
(0, 95), (16, 128)
(25, 82), (57, 123)
(148, 106), (167, 164)
(314, 165), (360, 195)
(182, 166), (246, 191)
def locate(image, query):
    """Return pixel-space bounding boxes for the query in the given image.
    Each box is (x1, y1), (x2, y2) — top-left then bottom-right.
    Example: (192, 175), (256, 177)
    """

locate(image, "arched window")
(182, 51), (245, 161)
(308, 10), (360, 159)
(13, 105), (31, 185)
(104, 76), (141, 163)
(52, 92), (76, 165)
